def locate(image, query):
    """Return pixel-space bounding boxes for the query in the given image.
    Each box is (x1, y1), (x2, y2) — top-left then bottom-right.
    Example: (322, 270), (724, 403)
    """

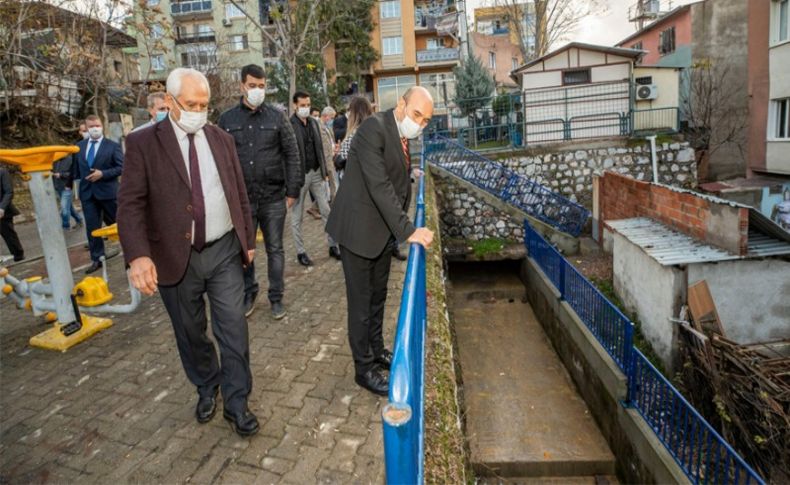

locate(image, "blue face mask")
(155, 111), (168, 122)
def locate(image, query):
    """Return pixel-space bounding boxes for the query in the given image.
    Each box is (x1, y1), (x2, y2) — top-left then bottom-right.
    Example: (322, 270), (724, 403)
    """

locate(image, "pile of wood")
(677, 281), (790, 483)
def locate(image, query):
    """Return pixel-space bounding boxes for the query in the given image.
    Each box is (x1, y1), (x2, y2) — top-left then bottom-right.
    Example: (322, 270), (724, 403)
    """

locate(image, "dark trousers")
(340, 243), (392, 376)
(0, 216), (23, 258)
(243, 199), (286, 303)
(158, 232), (252, 413)
(81, 196), (116, 262)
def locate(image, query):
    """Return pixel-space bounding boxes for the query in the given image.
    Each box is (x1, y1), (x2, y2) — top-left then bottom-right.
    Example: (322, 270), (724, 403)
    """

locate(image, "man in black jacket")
(0, 168), (24, 262)
(289, 91), (340, 267)
(218, 64), (303, 319)
(326, 87), (434, 396)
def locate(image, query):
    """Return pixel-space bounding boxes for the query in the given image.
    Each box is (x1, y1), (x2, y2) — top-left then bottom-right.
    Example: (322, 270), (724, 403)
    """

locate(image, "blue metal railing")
(382, 146), (428, 485)
(524, 222), (765, 485)
(425, 135), (590, 236)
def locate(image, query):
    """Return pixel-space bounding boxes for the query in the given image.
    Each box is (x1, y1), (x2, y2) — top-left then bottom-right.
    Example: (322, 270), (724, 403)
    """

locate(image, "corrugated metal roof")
(607, 218), (738, 265)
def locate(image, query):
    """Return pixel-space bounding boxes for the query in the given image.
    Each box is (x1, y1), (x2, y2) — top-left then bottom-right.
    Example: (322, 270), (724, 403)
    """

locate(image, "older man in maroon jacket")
(117, 68), (258, 437)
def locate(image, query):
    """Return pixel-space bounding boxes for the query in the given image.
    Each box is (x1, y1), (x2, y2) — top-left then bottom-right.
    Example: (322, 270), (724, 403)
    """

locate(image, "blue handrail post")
(623, 321), (636, 407)
(558, 259), (566, 300)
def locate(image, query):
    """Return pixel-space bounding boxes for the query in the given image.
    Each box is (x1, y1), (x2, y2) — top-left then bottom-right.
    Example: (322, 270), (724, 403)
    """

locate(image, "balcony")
(492, 27), (510, 35)
(175, 31), (216, 45)
(171, 0), (213, 17)
(415, 11), (437, 31)
(416, 47), (460, 65)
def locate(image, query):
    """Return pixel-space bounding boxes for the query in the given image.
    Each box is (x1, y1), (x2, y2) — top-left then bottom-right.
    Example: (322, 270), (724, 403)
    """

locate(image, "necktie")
(187, 134), (206, 251)
(87, 140), (98, 168)
(400, 137), (411, 169)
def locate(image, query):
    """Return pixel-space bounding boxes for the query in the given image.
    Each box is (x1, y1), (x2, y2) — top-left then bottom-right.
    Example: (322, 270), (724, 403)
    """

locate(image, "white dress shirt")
(85, 136), (103, 161)
(170, 117), (234, 244)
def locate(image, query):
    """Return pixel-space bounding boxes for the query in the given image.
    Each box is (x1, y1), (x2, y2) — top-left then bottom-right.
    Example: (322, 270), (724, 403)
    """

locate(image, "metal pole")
(26, 173), (76, 323)
(647, 135), (658, 182)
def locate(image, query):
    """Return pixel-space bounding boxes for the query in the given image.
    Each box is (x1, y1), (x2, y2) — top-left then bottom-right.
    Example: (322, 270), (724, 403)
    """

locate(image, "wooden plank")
(687, 280), (725, 336)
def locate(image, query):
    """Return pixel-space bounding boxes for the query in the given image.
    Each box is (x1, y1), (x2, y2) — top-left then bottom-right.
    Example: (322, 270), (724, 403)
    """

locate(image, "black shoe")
(271, 301), (287, 320)
(297, 253), (313, 266)
(13, 253), (25, 262)
(375, 349), (393, 371)
(329, 246), (341, 260)
(85, 261), (102, 274)
(223, 408), (260, 437)
(244, 292), (258, 317)
(392, 247), (407, 261)
(196, 388), (218, 424)
(354, 368), (389, 397)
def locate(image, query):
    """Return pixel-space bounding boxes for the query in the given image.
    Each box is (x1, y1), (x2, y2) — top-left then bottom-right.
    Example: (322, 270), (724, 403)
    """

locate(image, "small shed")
(511, 43), (644, 144)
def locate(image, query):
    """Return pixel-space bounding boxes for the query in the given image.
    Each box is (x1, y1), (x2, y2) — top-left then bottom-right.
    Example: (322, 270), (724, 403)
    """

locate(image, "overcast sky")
(465, 0), (699, 48)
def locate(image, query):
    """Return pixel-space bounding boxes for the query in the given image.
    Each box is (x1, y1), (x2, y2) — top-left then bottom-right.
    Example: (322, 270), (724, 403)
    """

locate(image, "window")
(658, 26), (676, 55)
(382, 36), (403, 56)
(632, 41), (643, 50)
(419, 73), (455, 109)
(146, 0), (159, 6)
(512, 57), (518, 71)
(427, 38), (442, 50)
(180, 45), (216, 69)
(225, 2), (244, 19)
(151, 23), (164, 39)
(151, 54), (166, 71)
(114, 60), (123, 74)
(380, 1), (400, 19)
(377, 75), (416, 110)
(229, 34), (248, 51)
(488, 51), (496, 70)
(778, 0), (789, 42)
(773, 98), (790, 139)
(562, 68), (591, 85)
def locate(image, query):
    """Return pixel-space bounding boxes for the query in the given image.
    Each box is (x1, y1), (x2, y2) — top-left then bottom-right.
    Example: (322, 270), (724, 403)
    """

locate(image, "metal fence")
(425, 135), (590, 236)
(382, 147), (428, 485)
(524, 222), (766, 485)
(425, 86), (681, 151)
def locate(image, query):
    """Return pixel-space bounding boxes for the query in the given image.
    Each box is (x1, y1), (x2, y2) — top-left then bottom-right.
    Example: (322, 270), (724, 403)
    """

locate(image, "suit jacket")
(117, 119), (255, 286)
(290, 115), (327, 178)
(326, 110), (416, 258)
(71, 137), (124, 201)
(0, 169), (20, 219)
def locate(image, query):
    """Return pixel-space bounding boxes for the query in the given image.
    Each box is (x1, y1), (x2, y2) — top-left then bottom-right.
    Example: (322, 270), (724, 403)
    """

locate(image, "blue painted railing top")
(382, 146), (428, 485)
(424, 135), (591, 236)
(524, 222), (765, 485)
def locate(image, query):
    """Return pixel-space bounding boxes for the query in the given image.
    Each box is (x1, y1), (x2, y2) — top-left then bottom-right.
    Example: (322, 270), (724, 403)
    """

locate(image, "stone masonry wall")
(432, 170), (525, 242)
(496, 140), (697, 207)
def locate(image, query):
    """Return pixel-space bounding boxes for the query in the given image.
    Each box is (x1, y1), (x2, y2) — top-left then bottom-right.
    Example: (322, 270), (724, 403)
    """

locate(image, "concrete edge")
(523, 255), (690, 485)
(429, 165), (580, 256)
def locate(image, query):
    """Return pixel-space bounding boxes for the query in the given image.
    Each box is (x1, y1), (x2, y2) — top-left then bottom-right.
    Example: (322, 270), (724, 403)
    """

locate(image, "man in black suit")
(326, 86), (435, 396)
(72, 114), (123, 273)
(0, 168), (24, 262)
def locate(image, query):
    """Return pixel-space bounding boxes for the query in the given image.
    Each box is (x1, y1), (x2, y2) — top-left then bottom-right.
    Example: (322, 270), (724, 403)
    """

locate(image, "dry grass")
(423, 173), (472, 484)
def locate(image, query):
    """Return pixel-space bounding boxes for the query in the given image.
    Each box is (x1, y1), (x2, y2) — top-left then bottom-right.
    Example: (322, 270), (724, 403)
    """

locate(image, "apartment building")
(369, 0), (462, 113)
(474, 3), (535, 58)
(132, 0), (277, 86)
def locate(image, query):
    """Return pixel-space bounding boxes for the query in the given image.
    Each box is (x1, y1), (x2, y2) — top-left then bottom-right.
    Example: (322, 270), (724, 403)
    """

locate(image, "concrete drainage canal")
(447, 260), (618, 484)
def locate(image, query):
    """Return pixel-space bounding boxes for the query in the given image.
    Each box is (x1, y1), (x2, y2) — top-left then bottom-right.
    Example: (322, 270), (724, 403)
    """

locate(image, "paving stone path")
(1, 213), (404, 484)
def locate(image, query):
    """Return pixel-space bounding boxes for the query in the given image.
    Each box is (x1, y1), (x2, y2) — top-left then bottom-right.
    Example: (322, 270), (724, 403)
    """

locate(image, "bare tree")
(128, 0), (173, 105)
(681, 58), (747, 182)
(491, 0), (607, 60)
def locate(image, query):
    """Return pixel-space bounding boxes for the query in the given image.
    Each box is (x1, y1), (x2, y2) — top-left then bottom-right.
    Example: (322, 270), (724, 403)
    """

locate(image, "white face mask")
(175, 109), (207, 134)
(245, 88), (265, 107)
(397, 113), (423, 140)
(297, 107), (311, 119)
(87, 127), (103, 139)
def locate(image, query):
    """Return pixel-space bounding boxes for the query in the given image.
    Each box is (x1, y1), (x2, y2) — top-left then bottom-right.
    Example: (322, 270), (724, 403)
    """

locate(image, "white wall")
(590, 64), (630, 83)
(612, 232), (686, 369)
(687, 259), (790, 344)
(768, 43), (790, 99)
(633, 67), (681, 131)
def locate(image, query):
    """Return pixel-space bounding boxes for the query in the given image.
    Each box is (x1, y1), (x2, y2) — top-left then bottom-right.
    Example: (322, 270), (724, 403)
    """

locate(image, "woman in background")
(333, 96), (374, 181)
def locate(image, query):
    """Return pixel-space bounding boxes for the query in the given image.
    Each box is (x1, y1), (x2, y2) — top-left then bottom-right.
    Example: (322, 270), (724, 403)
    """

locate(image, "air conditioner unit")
(222, 18), (232, 27)
(636, 84), (658, 100)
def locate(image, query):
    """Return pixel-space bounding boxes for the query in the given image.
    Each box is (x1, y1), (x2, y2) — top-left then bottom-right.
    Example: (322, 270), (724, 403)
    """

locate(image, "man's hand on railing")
(407, 228), (434, 248)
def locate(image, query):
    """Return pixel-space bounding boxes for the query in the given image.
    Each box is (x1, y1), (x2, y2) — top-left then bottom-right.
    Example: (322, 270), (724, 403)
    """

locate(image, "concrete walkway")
(448, 261), (616, 482)
(1, 213), (404, 483)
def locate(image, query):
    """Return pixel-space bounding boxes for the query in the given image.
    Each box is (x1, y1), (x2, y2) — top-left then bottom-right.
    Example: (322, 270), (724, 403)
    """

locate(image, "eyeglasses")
(172, 96), (208, 113)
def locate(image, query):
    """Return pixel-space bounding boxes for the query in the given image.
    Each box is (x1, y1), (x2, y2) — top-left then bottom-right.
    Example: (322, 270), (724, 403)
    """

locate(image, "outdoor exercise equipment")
(0, 146), (140, 351)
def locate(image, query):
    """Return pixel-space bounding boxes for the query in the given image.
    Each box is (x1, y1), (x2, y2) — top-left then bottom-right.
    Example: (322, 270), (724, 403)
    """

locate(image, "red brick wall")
(599, 172), (749, 255)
